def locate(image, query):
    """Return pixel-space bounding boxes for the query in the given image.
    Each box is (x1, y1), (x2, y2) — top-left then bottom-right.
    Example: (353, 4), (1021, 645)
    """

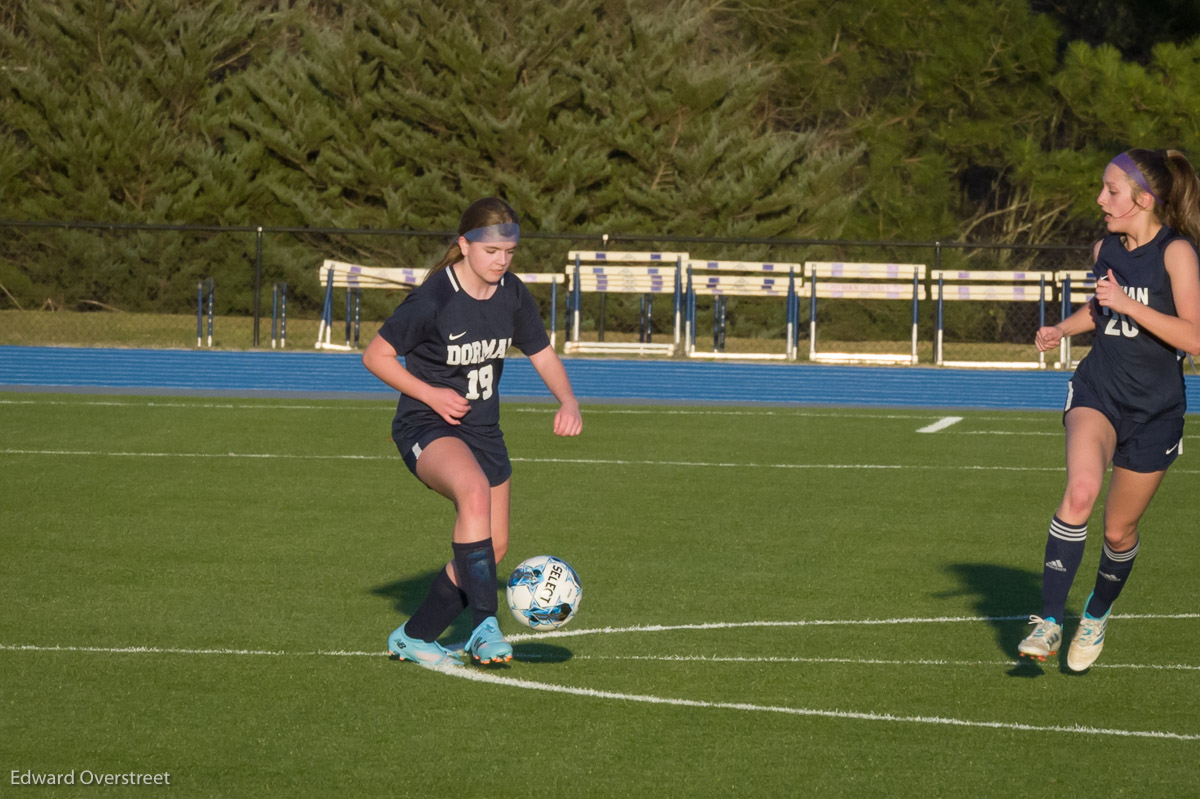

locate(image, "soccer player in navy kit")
(1020, 149), (1200, 670)
(363, 197), (583, 667)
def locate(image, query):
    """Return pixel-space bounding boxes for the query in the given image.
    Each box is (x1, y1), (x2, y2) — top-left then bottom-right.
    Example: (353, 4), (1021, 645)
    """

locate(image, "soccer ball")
(505, 555), (582, 631)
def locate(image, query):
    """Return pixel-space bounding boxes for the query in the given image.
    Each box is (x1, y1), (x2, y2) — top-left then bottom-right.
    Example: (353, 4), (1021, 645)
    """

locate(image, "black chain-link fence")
(0, 220), (1093, 364)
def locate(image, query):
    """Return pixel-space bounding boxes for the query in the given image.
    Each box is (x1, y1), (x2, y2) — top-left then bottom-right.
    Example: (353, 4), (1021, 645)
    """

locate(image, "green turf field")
(1, 393), (1197, 797)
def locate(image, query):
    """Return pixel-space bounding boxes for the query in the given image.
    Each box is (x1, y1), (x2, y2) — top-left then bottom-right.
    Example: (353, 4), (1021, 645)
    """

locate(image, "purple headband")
(1110, 152), (1161, 206)
(463, 222), (520, 243)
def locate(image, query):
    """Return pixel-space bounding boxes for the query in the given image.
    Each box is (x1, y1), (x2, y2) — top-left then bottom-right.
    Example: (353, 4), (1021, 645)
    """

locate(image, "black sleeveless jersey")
(1073, 226), (1193, 421)
(377, 266), (550, 435)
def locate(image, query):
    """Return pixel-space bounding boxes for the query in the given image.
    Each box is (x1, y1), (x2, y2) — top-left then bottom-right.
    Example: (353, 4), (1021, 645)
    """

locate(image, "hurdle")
(564, 251), (686, 356)
(1055, 270), (1097, 369)
(932, 270), (1053, 368)
(315, 261), (425, 351)
(315, 260), (564, 350)
(683, 260), (803, 360)
(804, 262), (926, 365)
(195, 277), (214, 348)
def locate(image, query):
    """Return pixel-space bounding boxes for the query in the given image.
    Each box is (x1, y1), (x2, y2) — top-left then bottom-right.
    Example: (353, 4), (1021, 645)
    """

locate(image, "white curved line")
(4, 614), (1198, 741)
(440, 666), (1200, 741)
(503, 613), (1200, 643)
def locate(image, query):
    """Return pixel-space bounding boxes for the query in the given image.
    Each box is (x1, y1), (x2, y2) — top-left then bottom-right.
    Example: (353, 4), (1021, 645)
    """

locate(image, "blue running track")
(1, 344), (1163, 411)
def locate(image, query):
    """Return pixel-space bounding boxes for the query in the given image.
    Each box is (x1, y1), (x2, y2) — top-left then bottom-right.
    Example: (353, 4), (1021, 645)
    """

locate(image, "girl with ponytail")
(362, 197), (582, 667)
(1021, 149), (1200, 671)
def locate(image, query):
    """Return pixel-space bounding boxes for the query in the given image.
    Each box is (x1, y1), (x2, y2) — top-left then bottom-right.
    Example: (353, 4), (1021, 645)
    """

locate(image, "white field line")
(960, 430), (1059, 436)
(12, 396), (1198, 443)
(518, 652), (1200, 672)
(0, 446), (1064, 472)
(3, 642), (1199, 675)
(0, 397), (1028, 420)
(10, 397), (1200, 444)
(5, 614), (1198, 742)
(9, 441), (1200, 472)
(500, 613), (1200, 642)
(5, 614), (1198, 663)
(0, 448), (386, 461)
(9, 446), (1200, 475)
(443, 667), (1200, 741)
(917, 416), (963, 433)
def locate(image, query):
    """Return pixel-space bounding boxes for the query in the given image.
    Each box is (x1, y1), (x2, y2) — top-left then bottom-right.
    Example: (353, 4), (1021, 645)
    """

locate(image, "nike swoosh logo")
(1165, 441), (1181, 455)
(449, 331), (467, 341)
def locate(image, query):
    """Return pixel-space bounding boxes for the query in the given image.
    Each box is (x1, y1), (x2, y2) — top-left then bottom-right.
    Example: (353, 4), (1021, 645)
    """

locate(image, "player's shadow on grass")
(937, 563), (1051, 678)
(369, 570), (573, 664)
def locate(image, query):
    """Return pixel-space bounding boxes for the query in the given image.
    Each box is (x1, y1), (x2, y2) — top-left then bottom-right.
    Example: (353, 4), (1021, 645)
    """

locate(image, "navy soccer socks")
(403, 540), (500, 643)
(1040, 515), (1087, 623)
(452, 538), (499, 628)
(404, 567), (468, 643)
(1085, 540), (1139, 618)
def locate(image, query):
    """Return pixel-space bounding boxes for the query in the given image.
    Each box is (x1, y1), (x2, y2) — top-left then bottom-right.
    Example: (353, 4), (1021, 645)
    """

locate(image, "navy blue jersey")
(1073, 226), (1193, 421)
(377, 266), (550, 436)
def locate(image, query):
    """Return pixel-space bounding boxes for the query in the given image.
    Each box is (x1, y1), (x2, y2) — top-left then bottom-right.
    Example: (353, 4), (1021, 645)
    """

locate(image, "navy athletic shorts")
(394, 419), (513, 487)
(1064, 378), (1184, 473)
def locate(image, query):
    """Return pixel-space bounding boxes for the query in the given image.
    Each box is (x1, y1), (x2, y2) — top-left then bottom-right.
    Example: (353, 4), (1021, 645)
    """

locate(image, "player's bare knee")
(1061, 481), (1101, 519)
(454, 479), (492, 520)
(1103, 525), (1138, 551)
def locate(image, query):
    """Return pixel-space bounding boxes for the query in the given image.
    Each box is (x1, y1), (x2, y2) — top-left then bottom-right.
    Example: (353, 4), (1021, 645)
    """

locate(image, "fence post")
(685, 261), (695, 355)
(935, 274), (944, 365)
(196, 277), (214, 348)
(1061, 275), (1072, 367)
(1038, 275), (1047, 368)
(549, 280), (558, 349)
(786, 267), (796, 361)
(571, 253), (582, 343)
(252, 226), (263, 347)
(271, 281), (288, 349)
(933, 241), (942, 362)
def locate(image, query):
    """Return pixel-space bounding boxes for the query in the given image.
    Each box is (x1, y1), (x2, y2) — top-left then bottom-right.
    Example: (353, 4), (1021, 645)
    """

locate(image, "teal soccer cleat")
(465, 616), (513, 664)
(387, 623), (461, 668)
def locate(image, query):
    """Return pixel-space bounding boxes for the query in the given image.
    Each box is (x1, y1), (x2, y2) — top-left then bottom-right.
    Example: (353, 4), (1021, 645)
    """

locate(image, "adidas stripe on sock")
(1041, 515), (1087, 623)
(1085, 540), (1139, 618)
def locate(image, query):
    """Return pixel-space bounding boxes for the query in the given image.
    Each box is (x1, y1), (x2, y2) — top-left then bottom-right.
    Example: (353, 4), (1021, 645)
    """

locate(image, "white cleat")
(1017, 615), (1062, 662)
(1067, 610), (1110, 672)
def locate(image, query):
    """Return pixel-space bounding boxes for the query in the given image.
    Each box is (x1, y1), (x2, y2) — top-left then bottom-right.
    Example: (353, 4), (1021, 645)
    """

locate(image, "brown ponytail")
(1126, 148), (1200, 247)
(1164, 150), (1200, 247)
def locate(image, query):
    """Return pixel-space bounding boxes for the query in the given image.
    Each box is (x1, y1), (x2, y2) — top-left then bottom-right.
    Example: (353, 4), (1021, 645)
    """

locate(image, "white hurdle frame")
(564, 251), (687, 356)
(683, 260), (803, 360)
(932, 270), (1053, 369)
(315, 259), (564, 350)
(315, 261), (426, 351)
(804, 262), (926, 365)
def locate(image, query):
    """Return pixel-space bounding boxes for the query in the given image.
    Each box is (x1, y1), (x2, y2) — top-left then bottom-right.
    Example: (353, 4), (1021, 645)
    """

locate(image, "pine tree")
(223, 0), (861, 246)
(0, 0), (287, 312)
(727, 0), (1077, 247)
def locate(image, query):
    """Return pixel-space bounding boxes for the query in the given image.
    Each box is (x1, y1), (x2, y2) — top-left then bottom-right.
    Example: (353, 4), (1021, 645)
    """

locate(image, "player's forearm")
(1119, 303), (1200, 355)
(363, 340), (434, 402)
(1055, 304), (1097, 338)
(528, 346), (578, 407)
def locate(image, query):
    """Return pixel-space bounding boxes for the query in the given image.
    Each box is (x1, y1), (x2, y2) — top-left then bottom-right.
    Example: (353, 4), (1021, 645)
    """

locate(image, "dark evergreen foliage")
(0, 0), (1196, 320)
